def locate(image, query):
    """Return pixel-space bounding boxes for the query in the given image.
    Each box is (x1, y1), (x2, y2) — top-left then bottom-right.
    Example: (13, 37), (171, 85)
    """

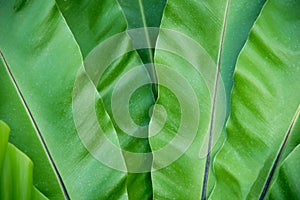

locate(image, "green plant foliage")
(0, 0), (127, 199)
(0, 0), (299, 199)
(211, 0), (300, 198)
(0, 50), (65, 199)
(0, 120), (48, 200)
(266, 114), (300, 200)
(151, 0), (267, 198)
(267, 145), (300, 200)
(55, 0), (165, 199)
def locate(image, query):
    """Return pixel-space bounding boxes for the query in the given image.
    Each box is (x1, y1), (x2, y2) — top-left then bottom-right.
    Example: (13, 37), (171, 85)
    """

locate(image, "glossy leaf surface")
(151, 0), (267, 198)
(55, 0), (166, 198)
(0, 50), (64, 199)
(265, 112), (300, 199)
(211, 0), (300, 199)
(0, 0), (127, 199)
(0, 121), (47, 200)
(0, 0), (299, 199)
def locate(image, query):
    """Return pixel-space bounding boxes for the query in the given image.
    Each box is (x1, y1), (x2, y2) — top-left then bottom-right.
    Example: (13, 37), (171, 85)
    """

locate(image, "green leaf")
(267, 145), (300, 200)
(0, 120), (48, 200)
(117, 0), (167, 64)
(1, 0), (167, 199)
(0, 121), (10, 172)
(211, 0), (300, 198)
(1, 0), (299, 199)
(265, 110), (300, 199)
(54, 0), (167, 199)
(72, 39), (154, 199)
(55, 0), (127, 57)
(117, 0), (167, 101)
(118, 0), (166, 29)
(221, 0), (266, 112)
(0, 52), (65, 199)
(151, 0), (266, 199)
(55, 1), (167, 199)
(0, 0), (128, 199)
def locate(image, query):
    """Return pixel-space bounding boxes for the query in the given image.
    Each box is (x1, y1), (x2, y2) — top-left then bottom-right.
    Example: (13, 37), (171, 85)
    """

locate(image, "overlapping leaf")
(0, 0), (126, 199)
(0, 0), (299, 199)
(211, 0), (300, 199)
(151, 0), (267, 198)
(0, 50), (64, 199)
(0, 120), (47, 200)
(55, 0), (166, 198)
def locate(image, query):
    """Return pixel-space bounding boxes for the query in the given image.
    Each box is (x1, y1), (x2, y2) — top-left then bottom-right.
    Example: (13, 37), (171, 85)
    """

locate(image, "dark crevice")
(117, 0), (167, 198)
(0, 51), (71, 200)
(259, 106), (300, 200)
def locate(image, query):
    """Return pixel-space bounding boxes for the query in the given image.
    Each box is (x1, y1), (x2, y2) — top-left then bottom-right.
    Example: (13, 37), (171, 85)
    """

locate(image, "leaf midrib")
(259, 105), (300, 199)
(201, 0), (231, 199)
(138, 0), (159, 90)
(0, 50), (70, 200)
